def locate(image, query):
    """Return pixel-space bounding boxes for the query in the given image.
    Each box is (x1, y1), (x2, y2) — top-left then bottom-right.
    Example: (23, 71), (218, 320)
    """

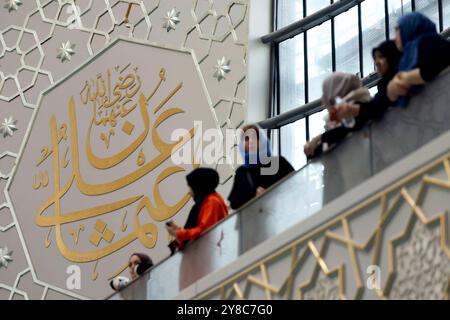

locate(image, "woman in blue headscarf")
(227, 124), (294, 210)
(388, 12), (450, 105)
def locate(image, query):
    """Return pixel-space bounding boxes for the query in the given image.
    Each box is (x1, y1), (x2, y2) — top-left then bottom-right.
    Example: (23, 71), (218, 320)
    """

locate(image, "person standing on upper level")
(388, 12), (450, 104)
(304, 39), (402, 159)
(227, 124), (294, 210)
(165, 168), (228, 254)
(331, 40), (402, 126)
(303, 72), (372, 158)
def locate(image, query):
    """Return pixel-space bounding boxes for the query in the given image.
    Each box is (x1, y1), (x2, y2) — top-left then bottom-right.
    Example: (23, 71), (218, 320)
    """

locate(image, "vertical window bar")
(275, 44), (281, 117)
(303, 0), (308, 106)
(275, 43), (281, 154)
(303, 0), (309, 142)
(303, 0), (307, 19)
(272, 43), (281, 154)
(319, 0), (334, 143)
(384, 0), (390, 39)
(272, 0), (277, 31)
(269, 0), (277, 119)
(269, 44), (276, 119)
(438, 0), (444, 32)
(411, 0), (416, 12)
(358, 3), (364, 77)
(330, 0), (336, 71)
(305, 116), (310, 142)
(277, 127), (281, 156)
(268, 0), (277, 145)
(304, 37), (310, 141)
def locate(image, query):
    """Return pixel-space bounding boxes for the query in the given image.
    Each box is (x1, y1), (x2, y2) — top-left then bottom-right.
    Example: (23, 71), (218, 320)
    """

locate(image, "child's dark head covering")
(181, 167), (220, 235)
(186, 167), (219, 202)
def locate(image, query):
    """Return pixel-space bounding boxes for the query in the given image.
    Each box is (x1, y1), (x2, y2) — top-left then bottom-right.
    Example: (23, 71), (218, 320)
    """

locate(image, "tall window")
(274, 0), (449, 169)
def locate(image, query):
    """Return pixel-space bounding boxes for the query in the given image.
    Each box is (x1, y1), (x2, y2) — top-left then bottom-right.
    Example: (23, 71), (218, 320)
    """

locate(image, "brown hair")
(241, 124), (260, 141)
(129, 253), (154, 276)
(129, 253), (153, 266)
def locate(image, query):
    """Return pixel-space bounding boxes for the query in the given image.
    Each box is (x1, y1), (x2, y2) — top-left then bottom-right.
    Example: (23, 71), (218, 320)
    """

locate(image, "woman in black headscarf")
(165, 168), (228, 254)
(304, 40), (402, 157)
(335, 40), (402, 123)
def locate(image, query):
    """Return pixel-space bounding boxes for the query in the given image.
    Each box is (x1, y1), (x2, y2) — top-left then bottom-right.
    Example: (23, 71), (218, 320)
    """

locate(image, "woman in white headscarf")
(304, 72), (371, 158)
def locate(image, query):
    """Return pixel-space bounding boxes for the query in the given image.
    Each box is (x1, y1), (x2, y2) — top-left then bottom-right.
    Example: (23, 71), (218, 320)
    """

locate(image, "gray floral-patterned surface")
(0, 0), (249, 300)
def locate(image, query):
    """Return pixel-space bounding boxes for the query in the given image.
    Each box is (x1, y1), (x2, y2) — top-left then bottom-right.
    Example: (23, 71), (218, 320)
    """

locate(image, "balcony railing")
(108, 69), (450, 299)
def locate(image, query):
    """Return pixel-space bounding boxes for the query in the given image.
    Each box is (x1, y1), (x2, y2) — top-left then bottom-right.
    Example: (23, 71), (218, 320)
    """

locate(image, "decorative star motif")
(0, 246), (13, 269)
(213, 57), (231, 82)
(3, 0), (22, 12)
(162, 8), (180, 32)
(0, 116), (18, 138)
(56, 41), (76, 63)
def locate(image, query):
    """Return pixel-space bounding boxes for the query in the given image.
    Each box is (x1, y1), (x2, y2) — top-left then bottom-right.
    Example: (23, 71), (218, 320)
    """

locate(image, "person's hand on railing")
(256, 186), (266, 197)
(166, 220), (184, 255)
(165, 220), (180, 237)
(400, 69), (426, 85)
(304, 135), (322, 157)
(388, 72), (412, 101)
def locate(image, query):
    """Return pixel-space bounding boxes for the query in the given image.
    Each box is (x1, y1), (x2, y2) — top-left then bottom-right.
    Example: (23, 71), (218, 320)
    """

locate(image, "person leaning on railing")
(303, 72), (371, 158)
(227, 124), (294, 210)
(304, 40), (402, 158)
(388, 12), (450, 104)
(165, 168), (228, 255)
(109, 253), (154, 291)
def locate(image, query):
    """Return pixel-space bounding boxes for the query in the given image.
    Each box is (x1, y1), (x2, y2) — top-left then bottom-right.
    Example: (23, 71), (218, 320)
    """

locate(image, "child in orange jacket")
(165, 168), (228, 253)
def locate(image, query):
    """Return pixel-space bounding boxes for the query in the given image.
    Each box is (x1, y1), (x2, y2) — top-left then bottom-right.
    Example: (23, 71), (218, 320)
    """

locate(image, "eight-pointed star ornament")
(0, 117), (18, 138)
(57, 41), (76, 63)
(0, 246), (13, 269)
(213, 56), (231, 82)
(163, 8), (181, 32)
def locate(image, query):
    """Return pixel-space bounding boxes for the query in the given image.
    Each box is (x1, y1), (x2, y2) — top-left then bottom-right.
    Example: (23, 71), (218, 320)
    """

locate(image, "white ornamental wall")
(0, 0), (249, 300)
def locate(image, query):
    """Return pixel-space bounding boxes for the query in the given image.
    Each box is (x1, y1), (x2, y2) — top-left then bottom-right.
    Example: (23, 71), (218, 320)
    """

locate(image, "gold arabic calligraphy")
(34, 66), (196, 264)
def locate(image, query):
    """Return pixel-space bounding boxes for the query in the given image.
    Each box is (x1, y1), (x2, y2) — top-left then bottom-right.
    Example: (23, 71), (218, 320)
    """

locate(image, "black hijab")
(183, 168), (220, 229)
(372, 40), (402, 82)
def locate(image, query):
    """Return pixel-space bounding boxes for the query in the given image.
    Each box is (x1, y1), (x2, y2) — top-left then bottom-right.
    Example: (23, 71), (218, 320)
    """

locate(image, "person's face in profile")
(374, 51), (389, 76)
(128, 255), (141, 280)
(187, 186), (194, 198)
(244, 129), (259, 153)
(395, 26), (403, 51)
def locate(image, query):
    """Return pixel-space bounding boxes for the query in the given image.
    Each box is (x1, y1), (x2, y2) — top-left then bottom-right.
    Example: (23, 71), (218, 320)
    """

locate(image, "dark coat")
(227, 156), (294, 210)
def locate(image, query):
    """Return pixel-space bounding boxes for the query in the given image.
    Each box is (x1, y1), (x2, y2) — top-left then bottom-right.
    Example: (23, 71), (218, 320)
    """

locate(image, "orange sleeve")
(176, 198), (223, 242)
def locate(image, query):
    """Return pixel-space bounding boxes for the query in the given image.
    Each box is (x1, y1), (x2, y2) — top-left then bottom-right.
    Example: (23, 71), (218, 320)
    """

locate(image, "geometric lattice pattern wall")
(0, 0), (248, 300)
(197, 153), (450, 300)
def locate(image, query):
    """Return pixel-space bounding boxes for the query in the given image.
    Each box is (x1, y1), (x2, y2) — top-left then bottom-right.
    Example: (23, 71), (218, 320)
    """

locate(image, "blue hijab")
(239, 125), (272, 168)
(397, 12), (437, 107)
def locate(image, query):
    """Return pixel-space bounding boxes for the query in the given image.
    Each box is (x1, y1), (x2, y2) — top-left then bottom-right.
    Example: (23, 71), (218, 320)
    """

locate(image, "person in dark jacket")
(388, 12), (450, 104)
(350, 40), (402, 122)
(165, 168), (228, 254)
(227, 124), (294, 210)
(304, 41), (402, 157)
